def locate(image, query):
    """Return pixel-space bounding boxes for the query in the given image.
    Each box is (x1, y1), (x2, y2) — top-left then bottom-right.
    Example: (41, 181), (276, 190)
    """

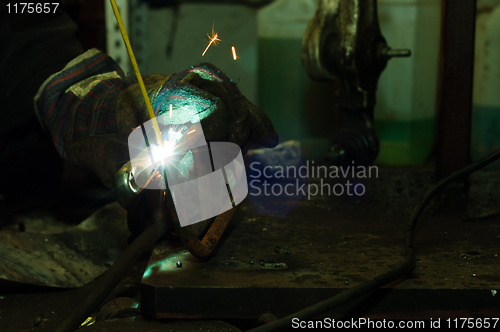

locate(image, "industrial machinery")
(302, 0), (410, 166)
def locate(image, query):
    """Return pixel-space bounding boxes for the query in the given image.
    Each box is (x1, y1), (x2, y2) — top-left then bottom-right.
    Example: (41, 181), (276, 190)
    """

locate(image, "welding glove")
(34, 49), (278, 232)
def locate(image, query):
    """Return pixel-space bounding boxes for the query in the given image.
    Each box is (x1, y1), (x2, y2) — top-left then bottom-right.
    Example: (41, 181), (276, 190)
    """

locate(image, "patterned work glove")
(35, 49), (278, 233)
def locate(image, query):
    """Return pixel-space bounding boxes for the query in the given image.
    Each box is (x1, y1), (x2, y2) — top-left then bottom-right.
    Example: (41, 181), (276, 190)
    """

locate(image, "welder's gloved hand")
(35, 49), (278, 226)
(73, 65), (278, 192)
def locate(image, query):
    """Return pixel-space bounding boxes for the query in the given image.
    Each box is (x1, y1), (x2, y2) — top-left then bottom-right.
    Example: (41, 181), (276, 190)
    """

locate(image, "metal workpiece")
(117, 162), (237, 258)
(168, 189), (238, 259)
(139, 169), (500, 320)
(120, 169), (237, 258)
(302, 0), (410, 166)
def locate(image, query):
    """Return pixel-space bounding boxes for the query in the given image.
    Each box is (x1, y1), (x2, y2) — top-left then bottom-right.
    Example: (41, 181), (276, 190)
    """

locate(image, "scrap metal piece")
(33, 313), (43, 327)
(261, 262), (288, 269)
(0, 202), (129, 288)
(80, 316), (96, 328)
(275, 246), (291, 254)
(96, 297), (140, 322)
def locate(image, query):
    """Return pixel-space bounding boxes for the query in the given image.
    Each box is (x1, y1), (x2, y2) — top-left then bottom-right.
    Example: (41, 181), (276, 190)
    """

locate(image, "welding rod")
(108, 0), (164, 148)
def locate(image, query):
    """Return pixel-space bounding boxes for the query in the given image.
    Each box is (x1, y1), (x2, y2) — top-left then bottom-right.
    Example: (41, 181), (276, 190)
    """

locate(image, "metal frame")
(436, 0), (477, 179)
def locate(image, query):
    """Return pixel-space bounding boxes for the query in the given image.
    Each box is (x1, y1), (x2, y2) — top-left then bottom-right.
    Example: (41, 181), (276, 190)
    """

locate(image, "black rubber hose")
(248, 149), (500, 332)
(55, 217), (168, 332)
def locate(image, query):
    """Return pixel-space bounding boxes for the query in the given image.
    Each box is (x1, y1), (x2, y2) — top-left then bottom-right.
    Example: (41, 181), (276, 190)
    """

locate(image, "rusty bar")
(176, 208), (236, 258)
(436, 0), (476, 179)
(166, 186), (236, 258)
